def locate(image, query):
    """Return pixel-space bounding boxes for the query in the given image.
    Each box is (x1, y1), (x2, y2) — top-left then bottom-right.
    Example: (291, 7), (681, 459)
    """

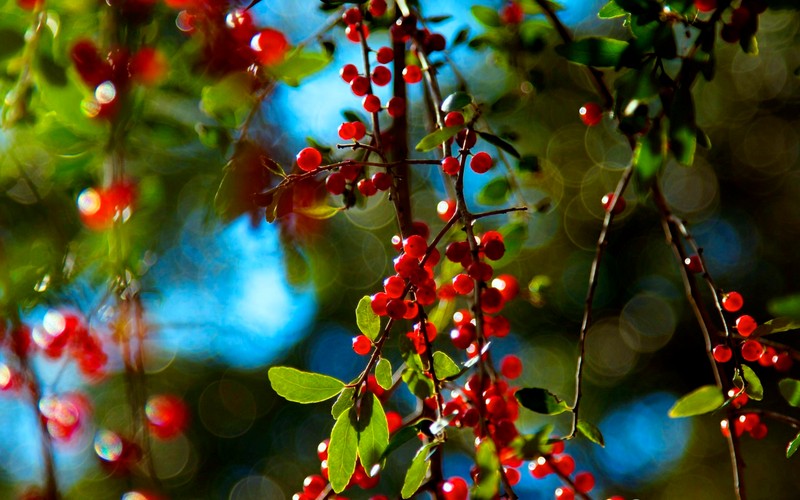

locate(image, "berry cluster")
(31, 310), (108, 379)
(527, 439), (597, 500)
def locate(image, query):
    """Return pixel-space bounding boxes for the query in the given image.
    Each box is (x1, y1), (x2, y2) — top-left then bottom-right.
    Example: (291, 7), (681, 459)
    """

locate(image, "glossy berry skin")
(441, 156), (460, 176)
(357, 178), (377, 196)
(350, 76), (370, 96)
(452, 274), (474, 295)
(574, 471), (595, 493)
(695, 0), (717, 12)
(387, 96), (405, 117)
(338, 122), (356, 140)
(340, 63), (359, 83)
(371, 66), (391, 86)
(736, 315), (757, 337)
(403, 235), (428, 259)
(372, 172), (392, 191)
(773, 351), (793, 372)
(376, 46), (394, 64)
(251, 29), (288, 65)
(722, 292), (744, 312)
(363, 94), (381, 113)
(345, 23), (368, 43)
(741, 340), (763, 362)
(352, 335), (371, 355)
(402, 65), (422, 84)
(684, 255), (703, 274)
(296, 147), (322, 172)
(437, 199), (457, 222)
(145, 394), (188, 439)
(369, 0), (387, 17)
(500, 1), (524, 24)
(579, 102), (603, 126)
(470, 152), (493, 174)
(325, 173), (346, 195)
(439, 477), (468, 500)
(555, 487), (575, 500)
(456, 129), (477, 149)
(444, 112), (464, 127)
(501, 355), (522, 379)
(492, 274), (519, 302)
(713, 345), (732, 363)
(601, 193), (626, 214)
(342, 7), (362, 24)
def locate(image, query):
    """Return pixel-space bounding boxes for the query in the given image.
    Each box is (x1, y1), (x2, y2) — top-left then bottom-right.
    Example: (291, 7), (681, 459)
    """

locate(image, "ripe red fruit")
(456, 129), (477, 149)
(296, 147), (322, 172)
(722, 291), (744, 312)
(750, 422), (768, 439)
(338, 122), (356, 140)
(684, 255), (703, 274)
(500, 1), (525, 24)
(501, 355), (523, 379)
(441, 156), (460, 175)
(574, 471), (595, 493)
(492, 275), (519, 302)
(350, 76), (370, 96)
(741, 340), (764, 362)
(483, 239), (505, 261)
(340, 63), (359, 83)
(736, 315), (757, 337)
(403, 235), (428, 259)
(445, 241), (469, 263)
(357, 178), (377, 196)
(376, 46), (394, 64)
(372, 172), (392, 191)
(371, 65), (391, 86)
(437, 199), (457, 221)
(387, 96), (405, 117)
(467, 262), (493, 282)
(345, 23), (369, 43)
(481, 287), (504, 313)
(579, 102), (603, 126)
(439, 477), (468, 500)
(450, 324), (476, 349)
(370, 293), (389, 315)
(363, 94), (382, 113)
(352, 335), (372, 355)
(71, 40), (112, 88)
(452, 274), (474, 295)
(469, 152), (493, 173)
(342, 7), (362, 24)
(601, 192), (626, 214)
(317, 439), (330, 460)
(369, 0), (387, 17)
(555, 486), (575, 500)
(385, 299), (407, 319)
(251, 29), (288, 65)
(402, 64), (422, 84)
(130, 47), (167, 86)
(552, 454), (575, 476)
(772, 352), (793, 372)
(695, 0), (717, 12)
(444, 112), (465, 127)
(146, 394), (188, 439)
(713, 345), (732, 363)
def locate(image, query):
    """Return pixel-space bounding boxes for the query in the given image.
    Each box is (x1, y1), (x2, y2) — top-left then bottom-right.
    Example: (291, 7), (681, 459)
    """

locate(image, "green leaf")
(472, 438), (500, 500)
(555, 37), (630, 67)
(441, 91), (474, 112)
(696, 128), (712, 149)
(432, 351), (460, 380)
(768, 294), (800, 320)
(741, 365), (764, 401)
(402, 364), (435, 399)
(381, 426), (418, 460)
(515, 388), (571, 415)
(293, 204), (342, 219)
(268, 367), (345, 403)
(788, 432), (800, 458)
(200, 72), (254, 128)
(0, 28), (24, 60)
(375, 358), (393, 390)
(598, 1), (626, 18)
(332, 386), (356, 419)
(477, 177), (511, 206)
(668, 385), (723, 418)
(268, 49), (331, 87)
(356, 295), (381, 341)
(357, 392), (389, 473)
(576, 420), (605, 447)
(633, 118), (664, 186)
(779, 379), (800, 407)
(415, 126), (461, 152)
(471, 5), (501, 27)
(328, 408), (359, 493)
(477, 131), (521, 159)
(401, 443), (435, 498)
(752, 317), (800, 337)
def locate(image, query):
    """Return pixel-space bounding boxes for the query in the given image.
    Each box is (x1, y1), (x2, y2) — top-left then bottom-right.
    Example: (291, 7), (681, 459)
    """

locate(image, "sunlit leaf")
(779, 379), (800, 407)
(356, 295), (381, 340)
(432, 351), (460, 380)
(268, 367), (345, 403)
(477, 177), (511, 205)
(441, 91), (473, 112)
(668, 385), (723, 418)
(515, 388), (571, 415)
(375, 358), (393, 390)
(577, 420), (605, 447)
(472, 438), (500, 499)
(328, 408), (359, 493)
(331, 386), (356, 419)
(788, 432), (800, 458)
(401, 443), (435, 498)
(357, 392), (389, 473)
(598, 1), (626, 18)
(268, 49), (332, 87)
(415, 126), (461, 152)
(471, 5), (501, 27)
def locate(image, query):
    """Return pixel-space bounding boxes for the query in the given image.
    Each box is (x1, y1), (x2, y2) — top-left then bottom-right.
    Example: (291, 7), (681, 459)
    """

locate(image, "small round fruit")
(371, 66), (391, 86)
(340, 63), (359, 83)
(722, 292), (744, 312)
(387, 96), (405, 117)
(579, 102), (603, 126)
(357, 178), (377, 196)
(741, 340), (764, 362)
(437, 199), (457, 222)
(402, 64), (422, 84)
(695, 0), (717, 12)
(444, 112), (464, 128)
(684, 255), (703, 274)
(500, 355), (522, 379)
(325, 172), (346, 195)
(363, 94), (381, 113)
(601, 192), (626, 214)
(470, 152), (493, 174)
(352, 335), (372, 355)
(713, 345), (732, 363)
(376, 46), (394, 64)
(736, 315), (757, 337)
(296, 147), (322, 172)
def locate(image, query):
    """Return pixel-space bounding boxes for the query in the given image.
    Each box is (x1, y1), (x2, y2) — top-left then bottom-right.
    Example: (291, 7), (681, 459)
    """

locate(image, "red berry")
(722, 292), (744, 313)
(363, 94), (381, 113)
(713, 345), (732, 363)
(750, 422), (768, 439)
(555, 487), (575, 500)
(338, 122), (356, 140)
(444, 112), (464, 127)
(129, 47), (167, 86)
(369, 0), (387, 17)
(492, 274), (519, 302)
(371, 293), (389, 316)
(304, 475), (327, 496)
(346, 23), (369, 43)
(574, 471), (595, 493)
(371, 66), (391, 86)
(500, 1), (525, 24)
(317, 439), (330, 460)
(340, 63), (359, 83)
(450, 324), (476, 349)
(452, 274), (474, 295)
(146, 394), (188, 439)
(504, 466), (521, 486)
(357, 178), (377, 196)
(386, 299), (407, 319)
(402, 65), (422, 84)
(759, 346), (776, 367)
(341, 161), (361, 181)
(772, 352), (793, 372)
(579, 102), (603, 126)
(741, 340), (763, 362)
(376, 47), (394, 64)
(342, 7), (362, 25)
(372, 172), (392, 191)
(456, 129), (477, 149)
(684, 255), (703, 273)
(441, 156), (460, 175)
(695, 0), (717, 12)
(552, 454), (575, 475)
(352, 122), (367, 141)
(483, 239), (505, 261)
(425, 33), (446, 52)
(384, 275), (405, 298)
(445, 241), (469, 263)
(469, 152), (493, 174)
(351, 76), (370, 96)
(736, 315), (757, 337)
(325, 172), (346, 194)
(501, 355), (523, 379)
(437, 199), (457, 222)
(481, 287), (504, 313)
(440, 477), (468, 500)
(387, 97), (405, 117)
(403, 235), (428, 259)
(601, 192), (626, 214)
(296, 147), (322, 172)
(467, 262), (493, 282)
(352, 335), (372, 355)
(251, 29), (288, 66)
